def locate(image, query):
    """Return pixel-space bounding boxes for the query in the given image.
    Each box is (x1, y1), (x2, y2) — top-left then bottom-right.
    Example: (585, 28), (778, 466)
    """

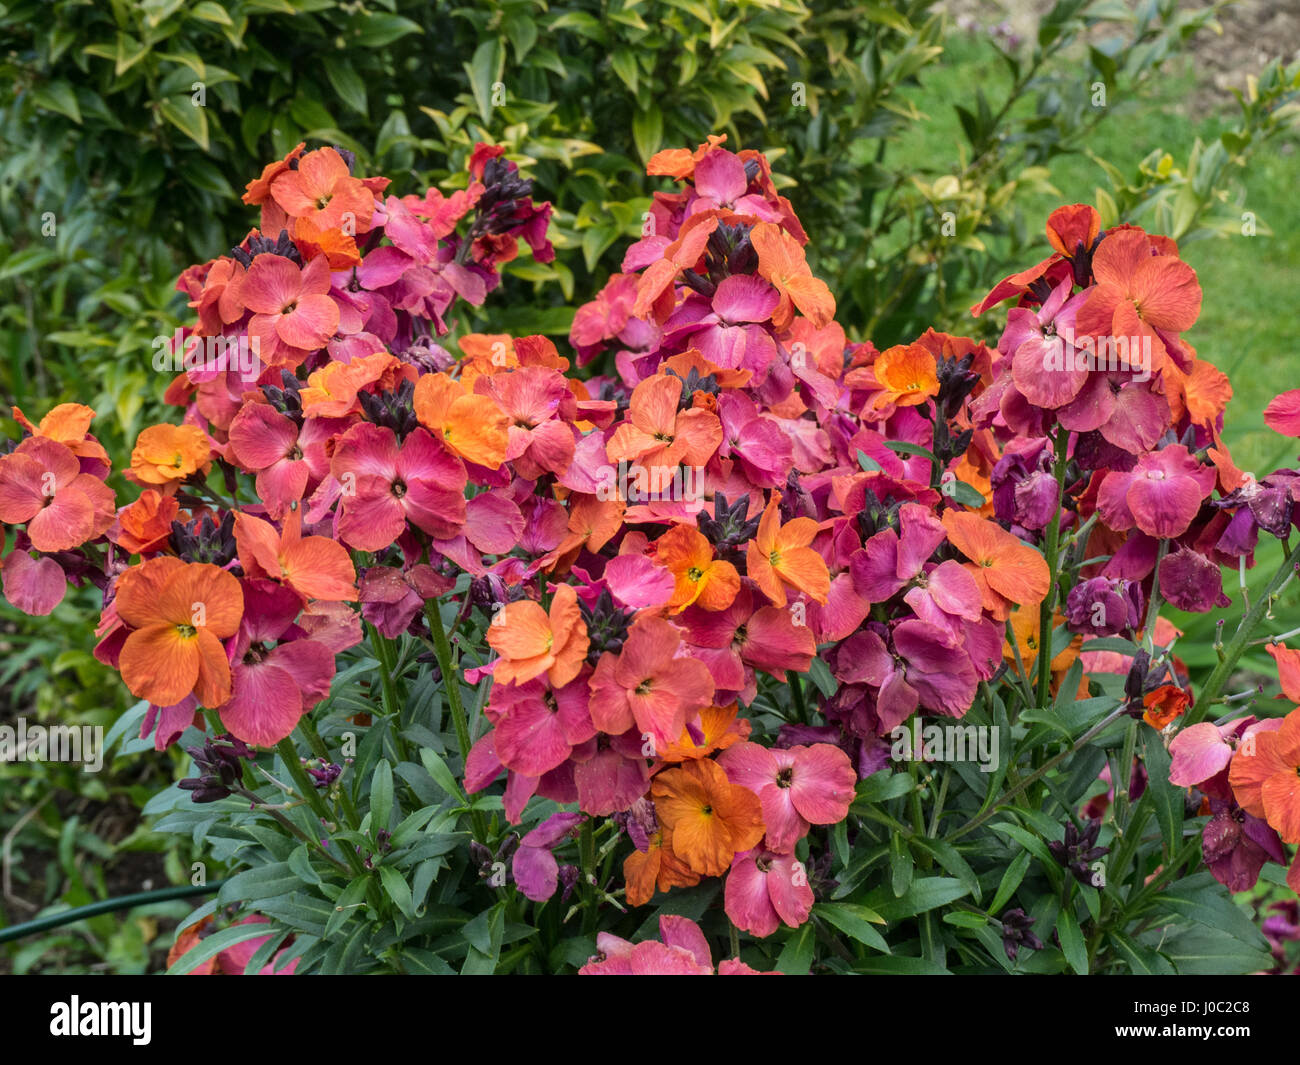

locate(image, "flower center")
(391, 479), (407, 498)
(687, 566), (703, 582)
(634, 679), (652, 696)
(776, 767), (793, 788)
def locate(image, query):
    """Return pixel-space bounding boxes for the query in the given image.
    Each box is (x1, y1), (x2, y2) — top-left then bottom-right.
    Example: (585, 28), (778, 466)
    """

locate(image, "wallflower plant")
(4, 136), (1298, 976)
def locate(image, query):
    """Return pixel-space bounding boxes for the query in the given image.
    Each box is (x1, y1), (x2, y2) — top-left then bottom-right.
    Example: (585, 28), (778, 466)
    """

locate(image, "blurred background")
(1, 0), (1297, 972)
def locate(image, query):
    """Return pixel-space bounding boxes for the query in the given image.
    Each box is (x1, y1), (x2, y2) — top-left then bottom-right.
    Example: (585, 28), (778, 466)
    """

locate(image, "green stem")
(369, 626), (411, 762)
(297, 713), (361, 830)
(426, 601), (489, 844)
(947, 702), (1130, 842)
(1035, 432), (1070, 707)
(787, 670), (807, 722)
(277, 738), (368, 876)
(1188, 540), (1300, 722)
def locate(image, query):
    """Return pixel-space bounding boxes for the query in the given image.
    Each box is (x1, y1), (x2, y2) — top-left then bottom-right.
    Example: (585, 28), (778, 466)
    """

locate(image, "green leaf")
(167, 922), (277, 975)
(370, 760), (393, 835)
(354, 14), (424, 48)
(378, 865), (416, 919)
(632, 103), (663, 166)
(30, 81), (81, 124)
(1161, 928), (1273, 976)
(461, 901), (506, 974)
(988, 850), (1031, 915)
(775, 921), (815, 974)
(1056, 907), (1088, 975)
(814, 903), (890, 953)
(326, 60), (368, 118)
(420, 748), (462, 799)
(611, 49), (639, 94)
(1140, 729), (1182, 856)
(941, 478), (985, 508)
(989, 822), (1056, 868)
(805, 656), (837, 698)
(883, 440), (936, 460)
(911, 838), (981, 903)
(856, 449), (881, 472)
(191, 1), (234, 26)
(870, 877), (971, 922)
(851, 770), (913, 807)
(0, 248), (58, 281)
(159, 97), (209, 150)
(464, 39), (502, 125)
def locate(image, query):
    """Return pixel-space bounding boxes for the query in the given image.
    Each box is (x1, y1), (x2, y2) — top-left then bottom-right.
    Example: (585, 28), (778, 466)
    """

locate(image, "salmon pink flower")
(220, 579), (335, 747)
(605, 373), (722, 474)
(233, 509), (357, 602)
(651, 757), (765, 877)
(724, 848), (814, 937)
(750, 221), (835, 330)
(1230, 707), (1300, 850)
(2, 547), (67, 615)
(227, 403), (344, 519)
(0, 436), (115, 551)
(941, 509), (1050, 621)
(678, 583), (816, 695)
(115, 556), (244, 708)
(269, 146), (374, 234)
(1074, 228), (1201, 373)
(588, 615), (715, 747)
(242, 254), (340, 366)
(717, 741), (856, 852)
(12, 403), (110, 473)
(329, 424), (467, 551)
(487, 673), (596, 777)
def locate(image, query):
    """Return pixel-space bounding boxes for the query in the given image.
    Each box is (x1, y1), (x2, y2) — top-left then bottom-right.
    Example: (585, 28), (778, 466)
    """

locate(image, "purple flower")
(512, 811), (585, 901)
(1158, 546), (1230, 613)
(1202, 798), (1284, 893)
(1064, 576), (1143, 636)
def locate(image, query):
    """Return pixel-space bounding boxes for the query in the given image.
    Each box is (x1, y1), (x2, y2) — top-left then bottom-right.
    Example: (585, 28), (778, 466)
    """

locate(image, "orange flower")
(269, 146), (375, 235)
(233, 509), (357, 602)
(861, 343), (940, 412)
(1003, 609), (1078, 676)
(113, 489), (180, 555)
(745, 496), (829, 607)
(1230, 707), (1300, 848)
(457, 333), (516, 388)
(12, 403), (110, 469)
(1142, 685), (1190, 730)
(656, 703), (752, 763)
(545, 494), (627, 572)
(656, 524), (740, 612)
(299, 351), (401, 417)
(486, 584), (589, 688)
(651, 758), (765, 877)
(942, 509), (1050, 621)
(749, 221), (835, 330)
(412, 372), (510, 469)
(128, 424), (211, 487)
(632, 213), (719, 321)
(623, 823), (701, 907)
(606, 374), (722, 472)
(115, 557), (244, 707)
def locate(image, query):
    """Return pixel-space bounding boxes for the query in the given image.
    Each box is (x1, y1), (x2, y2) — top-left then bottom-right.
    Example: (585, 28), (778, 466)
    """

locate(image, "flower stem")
(276, 738), (368, 876)
(426, 601), (489, 844)
(1035, 431), (1070, 707)
(1188, 539), (1300, 724)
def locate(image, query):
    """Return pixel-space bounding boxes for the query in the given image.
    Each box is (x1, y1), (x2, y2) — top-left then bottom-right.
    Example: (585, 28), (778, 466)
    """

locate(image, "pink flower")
(512, 811), (584, 902)
(1098, 444), (1216, 539)
(587, 615), (715, 748)
(718, 741), (856, 852)
(226, 403), (343, 519)
(486, 673), (596, 778)
(242, 254), (340, 365)
(579, 914), (780, 975)
(724, 848), (814, 937)
(665, 275), (780, 371)
(219, 580), (336, 747)
(329, 423), (467, 550)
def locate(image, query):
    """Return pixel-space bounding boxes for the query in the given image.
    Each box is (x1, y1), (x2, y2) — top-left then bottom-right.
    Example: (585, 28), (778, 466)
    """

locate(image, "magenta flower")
(850, 502), (947, 603)
(718, 741), (857, 852)
(227, 404), (344, 519)
(329, 423), (467, 551)
(724, 848), (814, 938)
(1098, 445), (1216, 539)
(487, 673), (596, 778)
(665, 275), (780, 371)
(1064, 576), (1143, 637)
(1203, 797), (1285, 893)
(219, 579), (335, 747)
(513, 811), (585, 902)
